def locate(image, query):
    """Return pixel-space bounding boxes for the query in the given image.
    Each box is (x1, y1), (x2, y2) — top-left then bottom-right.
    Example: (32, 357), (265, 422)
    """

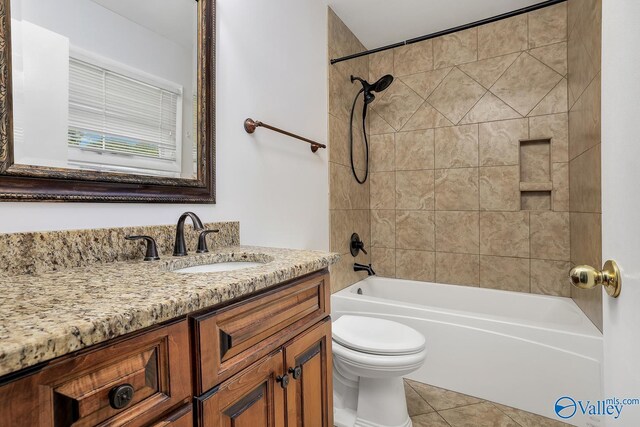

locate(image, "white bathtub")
(331, 277), (603, 427)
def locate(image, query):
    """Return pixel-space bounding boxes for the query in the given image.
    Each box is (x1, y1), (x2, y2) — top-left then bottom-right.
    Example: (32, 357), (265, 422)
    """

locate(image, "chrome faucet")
(354, 263), (376, 276)
(173, 212), (205, 256)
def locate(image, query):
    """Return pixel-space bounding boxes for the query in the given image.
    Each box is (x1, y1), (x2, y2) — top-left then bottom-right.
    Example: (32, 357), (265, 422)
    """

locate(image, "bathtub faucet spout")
(354, 263), (376, 276)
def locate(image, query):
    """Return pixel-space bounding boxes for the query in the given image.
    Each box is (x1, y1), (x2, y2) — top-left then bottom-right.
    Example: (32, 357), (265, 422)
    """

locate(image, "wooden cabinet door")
(283, 319), (333, 427)
(197, 350), (286, 427)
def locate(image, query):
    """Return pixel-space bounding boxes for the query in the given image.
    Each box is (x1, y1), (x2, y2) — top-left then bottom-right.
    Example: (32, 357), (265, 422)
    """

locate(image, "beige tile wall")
(567, 0), (603, 330)
(363, 3), (572, 296)
(328, 9), (372, 292)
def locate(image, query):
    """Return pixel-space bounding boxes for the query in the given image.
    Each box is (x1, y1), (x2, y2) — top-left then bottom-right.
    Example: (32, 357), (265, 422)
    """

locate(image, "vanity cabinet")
(196, 319), (332, 427)
(0, 270), (332, 427)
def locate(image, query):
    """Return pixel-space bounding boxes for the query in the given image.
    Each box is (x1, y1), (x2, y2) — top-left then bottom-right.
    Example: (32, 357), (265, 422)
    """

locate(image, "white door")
(602, 0), (640, 425)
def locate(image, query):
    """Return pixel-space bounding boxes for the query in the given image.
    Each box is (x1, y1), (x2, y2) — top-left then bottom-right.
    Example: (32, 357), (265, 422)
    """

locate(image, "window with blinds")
(67, 57), (182, 175)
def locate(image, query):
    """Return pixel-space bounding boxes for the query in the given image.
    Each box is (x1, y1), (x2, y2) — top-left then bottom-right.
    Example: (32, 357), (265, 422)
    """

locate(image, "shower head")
(351, 74), (395, 104)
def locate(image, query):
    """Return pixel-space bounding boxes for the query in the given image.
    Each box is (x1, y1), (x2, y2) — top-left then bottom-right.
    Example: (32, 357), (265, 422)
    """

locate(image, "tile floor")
(404, 379), (570, 427)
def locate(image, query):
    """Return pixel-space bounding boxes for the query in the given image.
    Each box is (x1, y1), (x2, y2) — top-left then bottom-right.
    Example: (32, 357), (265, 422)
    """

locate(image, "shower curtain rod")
(330, 0), (566, 65)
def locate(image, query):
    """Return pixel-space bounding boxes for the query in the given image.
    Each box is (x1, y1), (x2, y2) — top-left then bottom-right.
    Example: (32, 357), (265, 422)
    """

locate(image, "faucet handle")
(196, 229), (220, 253)
(125, 235), (160, 261)
(350, 233), (367, 256)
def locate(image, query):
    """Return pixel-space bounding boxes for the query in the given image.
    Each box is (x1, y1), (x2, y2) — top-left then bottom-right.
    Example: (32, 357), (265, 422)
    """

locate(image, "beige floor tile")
(407, 380), (483, 411)
(411, 412), (451, 427)
(494, 403), (571, 426)
(439, 402), (519, 427)
(404, 381), (436, 416)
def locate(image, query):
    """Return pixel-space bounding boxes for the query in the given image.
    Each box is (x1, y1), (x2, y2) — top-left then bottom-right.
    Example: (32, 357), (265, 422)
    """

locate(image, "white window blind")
(68, 58), (180, 166)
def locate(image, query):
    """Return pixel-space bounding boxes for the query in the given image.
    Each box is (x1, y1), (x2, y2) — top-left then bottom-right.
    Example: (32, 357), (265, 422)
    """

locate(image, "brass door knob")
(569, 260), (621, 298)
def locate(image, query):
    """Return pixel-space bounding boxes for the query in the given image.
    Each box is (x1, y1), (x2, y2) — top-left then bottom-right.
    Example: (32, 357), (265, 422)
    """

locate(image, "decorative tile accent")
(369, 109), (396, 135)
(428, 68), (486, 124)
(435, 168), (479, 211)
(480, 212), (530, 258)
(401, 68), (452, 99)
(479, 166), (520, 211)
(396, 211), (435, 251)
(478, 14), (528, 59)
(460, 92), (521, 124)
(433, 28), (478, 69)
(396, 130), (435, 171)
(491, 53), (563, 116)
(529, 42), (568, 76)
(370, 134), (395, 172)
(435, 211), (479, 254)
(479, 118), (528, 167)
(394, 39), (433, 76)
(402, 102), (454, 131)
(479, 256), (530, 293)
(434, 124), (479, 169)
(529, 78), (568, 116)
(435, 253), (480, 287)
(373, 79), (425, 130)
(396, 170), (435, 210)
(459, 53), (520, 89)
(396, 250), (435, 281)
(528, 2), (568, 48)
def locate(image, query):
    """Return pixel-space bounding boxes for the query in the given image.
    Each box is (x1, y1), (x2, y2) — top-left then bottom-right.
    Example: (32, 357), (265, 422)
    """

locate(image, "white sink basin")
(173, 261), (264, 274)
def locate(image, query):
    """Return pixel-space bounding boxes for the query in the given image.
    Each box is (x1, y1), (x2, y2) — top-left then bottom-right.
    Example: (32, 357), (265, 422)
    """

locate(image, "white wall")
(0, 0), (330, 252)
(602, 0), (640, 424)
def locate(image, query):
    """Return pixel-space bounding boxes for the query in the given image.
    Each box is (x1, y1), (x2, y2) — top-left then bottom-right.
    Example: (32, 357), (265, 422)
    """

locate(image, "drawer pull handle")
(288, 366), (302, 380)
(109, 384), (135, 410)
(276, 374), (289, 389)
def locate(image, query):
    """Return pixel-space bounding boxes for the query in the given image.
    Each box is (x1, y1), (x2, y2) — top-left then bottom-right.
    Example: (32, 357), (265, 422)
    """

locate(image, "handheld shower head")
(350, 74), (394, 104)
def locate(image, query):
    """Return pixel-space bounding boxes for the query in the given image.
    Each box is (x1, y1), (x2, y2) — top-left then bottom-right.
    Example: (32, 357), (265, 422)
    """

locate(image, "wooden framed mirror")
(0, 0), (215, 202)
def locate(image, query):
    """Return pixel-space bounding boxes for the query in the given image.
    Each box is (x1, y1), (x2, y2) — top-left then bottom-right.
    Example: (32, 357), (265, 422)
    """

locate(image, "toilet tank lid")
(332, 315), (426, 355)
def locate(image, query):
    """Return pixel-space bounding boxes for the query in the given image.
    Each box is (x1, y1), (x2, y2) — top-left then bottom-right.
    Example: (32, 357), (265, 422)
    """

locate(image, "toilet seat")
(332, 315), (426, 356)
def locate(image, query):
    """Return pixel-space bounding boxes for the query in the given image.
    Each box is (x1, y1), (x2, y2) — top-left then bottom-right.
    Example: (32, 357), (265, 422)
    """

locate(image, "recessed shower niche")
(520, 139), (552, 210)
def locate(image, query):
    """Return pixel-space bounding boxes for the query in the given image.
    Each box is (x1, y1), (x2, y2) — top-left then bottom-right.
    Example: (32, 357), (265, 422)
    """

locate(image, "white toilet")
(332, 315), (427, 427)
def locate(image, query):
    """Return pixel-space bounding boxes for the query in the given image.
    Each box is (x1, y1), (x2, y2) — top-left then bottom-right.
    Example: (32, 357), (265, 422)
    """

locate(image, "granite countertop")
(0, 245), (340, 378)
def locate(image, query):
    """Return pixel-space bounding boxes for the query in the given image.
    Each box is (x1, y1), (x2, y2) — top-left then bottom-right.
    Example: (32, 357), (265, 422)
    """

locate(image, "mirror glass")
(9, 0), (199, 179)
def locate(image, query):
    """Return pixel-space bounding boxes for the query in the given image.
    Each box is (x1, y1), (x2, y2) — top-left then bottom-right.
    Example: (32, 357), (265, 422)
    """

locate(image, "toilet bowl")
(332, 315), (427, 427)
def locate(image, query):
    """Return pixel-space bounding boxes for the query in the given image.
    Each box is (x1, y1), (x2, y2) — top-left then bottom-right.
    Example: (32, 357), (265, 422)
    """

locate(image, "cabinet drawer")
(150, 404), (193, 427)
(0, 320), (192, 427)
(194, 271), (330, 393)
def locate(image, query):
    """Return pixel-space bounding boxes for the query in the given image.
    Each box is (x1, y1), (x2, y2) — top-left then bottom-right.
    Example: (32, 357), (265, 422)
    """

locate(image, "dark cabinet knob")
(109, 384), (135, 409)
(276, 374), (289, 389)
(288, 366), (302, 380)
